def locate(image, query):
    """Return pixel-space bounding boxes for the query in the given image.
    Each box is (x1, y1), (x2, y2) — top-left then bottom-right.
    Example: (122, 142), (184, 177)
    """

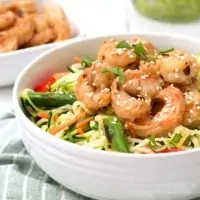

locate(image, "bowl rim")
(13, 31), (200, 158)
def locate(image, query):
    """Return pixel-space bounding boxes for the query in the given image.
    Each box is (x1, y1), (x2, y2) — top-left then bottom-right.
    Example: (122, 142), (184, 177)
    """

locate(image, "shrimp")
(98, 39), (137, 68)
(14, 0), (36, 14)
(0, 36), (18, 53)
(130, 86), (185, 138)
(1, 16), (35, 46)
(111, 70), (161, 121)
(87, 61), (116, 89)
(0, 4), (7, 14)
(53, 20), (71, 41)
(183, 90), (200, 128)
(139, 59), (162, 76)
(159, 50), (198, 84)
(0, 11), (16, 31)
(43, 5), (65, 27)
(139, 49), (199, 85)
(76, 65), (113, 112)
(28, 28), (55, 47)
(32, 14), (49, 32)
(122, 70), (164, 100)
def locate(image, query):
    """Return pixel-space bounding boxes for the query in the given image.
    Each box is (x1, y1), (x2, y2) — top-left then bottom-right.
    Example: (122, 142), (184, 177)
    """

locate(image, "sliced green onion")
(168, 133), (182, 147)
(159, 48), (174, 54)
(134, 42), (148, 56)
(101, 67), (125, 84)
(116, 40), (133, 50)
(103, 116), (130, 153)
(81, 58), (94, 68)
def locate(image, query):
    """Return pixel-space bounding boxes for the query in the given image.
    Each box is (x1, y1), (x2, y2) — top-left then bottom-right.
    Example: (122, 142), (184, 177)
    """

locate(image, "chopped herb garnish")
(116, 41), (155, 61)
(101, 67), (125, 83)
(148, 134), (165, 152)
(134, 43), (155, 61)
(116, 40), (133, 50)
(159, 48), (174, 54)
(134, 43), (148, 56)
(168, 133), (182, 147)
(81, 58), (94, 68)
(90, 121), (98, 130)
(148, 135), (158, 150)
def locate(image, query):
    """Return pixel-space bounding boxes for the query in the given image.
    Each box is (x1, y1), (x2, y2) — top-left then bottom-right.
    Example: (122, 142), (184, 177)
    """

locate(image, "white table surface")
(0, 86), (13, 104)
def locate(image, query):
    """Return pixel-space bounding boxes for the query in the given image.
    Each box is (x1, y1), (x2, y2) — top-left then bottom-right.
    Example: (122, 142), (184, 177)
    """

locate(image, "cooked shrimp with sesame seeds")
(159, 50), (199, 85)
(111, 75), (151, 122)
(183, 90), (200, 128)
(130, 86), (185, 138)
(122, 70), (164, 100)
(98, 39), (137, 68)
(75, 65), (113, 113)
(20, 36), (200, 154)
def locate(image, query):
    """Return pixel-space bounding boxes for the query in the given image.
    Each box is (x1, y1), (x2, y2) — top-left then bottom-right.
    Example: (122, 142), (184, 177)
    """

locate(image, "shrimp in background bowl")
(0, 0), (72, 53)
(19, 36), (200, 154)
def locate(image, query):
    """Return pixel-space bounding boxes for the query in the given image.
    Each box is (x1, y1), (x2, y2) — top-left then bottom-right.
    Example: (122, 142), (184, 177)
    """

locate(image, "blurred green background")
(133, 0), (200, 23)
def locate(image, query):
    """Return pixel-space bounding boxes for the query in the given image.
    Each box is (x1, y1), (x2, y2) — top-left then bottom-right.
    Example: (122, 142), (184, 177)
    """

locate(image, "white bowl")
(0, 0), (84, 87)
(13, 33), (200, 200)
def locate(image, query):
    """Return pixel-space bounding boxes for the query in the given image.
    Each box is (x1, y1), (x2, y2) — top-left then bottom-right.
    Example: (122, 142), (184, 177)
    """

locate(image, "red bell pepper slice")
(35, 76), (56, 92)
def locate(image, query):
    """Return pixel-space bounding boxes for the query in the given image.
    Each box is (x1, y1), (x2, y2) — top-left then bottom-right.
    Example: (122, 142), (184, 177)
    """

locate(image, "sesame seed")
(103, 88), (110, 92)
(116, 48), (125, 55)
(128, 80), (133, 84)
(96, 62), (102, 67)
(87, 92), (93, 97)
(144, 92), (148, 97)
(189, 109), (194, 114)
(150, 61), (155, 64)
(156, 85), (161, 91)
(92, 70), (97, 75)
(84, 81), (89, 85)
(175, 73), (179, 78)
(197, 105), (200, 110)
(175, 68), (179, 73)
(99, 100), (103, 105)
(117, 94), (121, 98)
(156, 72), (160, 75)
(171, 106), (175, 111)
(137, 86), (142, 90)
(179, 55), (185, 60)
(130, 97), (135, 100)
(92, 82), (96, 87)
(129, 54), (135, 58)
(116, 101), (120, 106)
(141, 74), (149, 79)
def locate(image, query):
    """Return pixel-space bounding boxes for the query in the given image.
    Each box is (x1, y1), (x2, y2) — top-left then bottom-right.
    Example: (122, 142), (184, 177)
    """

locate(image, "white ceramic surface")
(0, 0), (84, 87)
(13, 33), (200, 200)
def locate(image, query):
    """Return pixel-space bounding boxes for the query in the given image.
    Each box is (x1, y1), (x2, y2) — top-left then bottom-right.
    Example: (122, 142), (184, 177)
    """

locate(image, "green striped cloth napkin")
(0, 116), (91, 200)
(1, 112), (200, 200)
